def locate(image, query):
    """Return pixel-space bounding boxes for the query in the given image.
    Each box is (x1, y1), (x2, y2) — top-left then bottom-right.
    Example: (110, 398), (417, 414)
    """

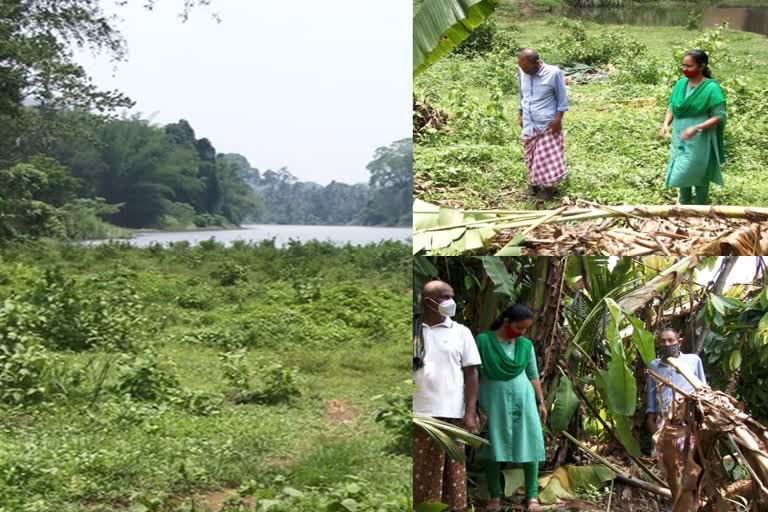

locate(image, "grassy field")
(414, 12), (768, 209)
(0, 240), (411, 511)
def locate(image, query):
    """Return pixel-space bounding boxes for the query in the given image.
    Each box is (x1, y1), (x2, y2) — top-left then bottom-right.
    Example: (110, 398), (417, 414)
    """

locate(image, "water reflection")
(93, 224), (412, 247)
(704, 6), (768, 35)
(566, 4), (768, 36)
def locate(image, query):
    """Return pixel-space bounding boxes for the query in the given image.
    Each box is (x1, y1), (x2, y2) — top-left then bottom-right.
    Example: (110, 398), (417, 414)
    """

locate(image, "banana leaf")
(598, 356), (636, 417)
(613, 414), (641, 458)
(413, 416), (488, 463)
(476, 256), (517, 299)
(413, 0), (498, 76)
(628, 313), (656, 365)
(549, 374), (579, 433)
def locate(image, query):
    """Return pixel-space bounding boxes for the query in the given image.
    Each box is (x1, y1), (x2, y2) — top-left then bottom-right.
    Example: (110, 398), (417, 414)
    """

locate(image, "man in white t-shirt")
(413, 280), (481, 512)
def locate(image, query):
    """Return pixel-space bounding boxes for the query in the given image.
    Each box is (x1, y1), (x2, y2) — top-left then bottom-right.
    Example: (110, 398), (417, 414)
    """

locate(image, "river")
(100, 224), (412, 247)
(566, 2), (768, 36)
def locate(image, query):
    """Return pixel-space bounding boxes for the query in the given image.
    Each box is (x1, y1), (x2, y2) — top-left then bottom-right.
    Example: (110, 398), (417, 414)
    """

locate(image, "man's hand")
(646, 413), (658, 434)
(548, 117), (562, 133)
(538, 403), (548, 423)
(659, 124), (670, 138)
(463, 411), (478, 434)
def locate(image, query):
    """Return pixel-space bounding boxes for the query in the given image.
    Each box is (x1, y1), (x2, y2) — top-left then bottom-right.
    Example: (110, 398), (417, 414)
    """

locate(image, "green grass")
(414, 16), (768, 210)
(0, 240), (411, 511)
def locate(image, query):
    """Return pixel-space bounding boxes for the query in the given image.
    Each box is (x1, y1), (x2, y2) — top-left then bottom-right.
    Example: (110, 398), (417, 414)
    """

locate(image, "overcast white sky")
(695, 257), (767, 288)
(76, 0), (411, 185)
(608, 257), (767, 288)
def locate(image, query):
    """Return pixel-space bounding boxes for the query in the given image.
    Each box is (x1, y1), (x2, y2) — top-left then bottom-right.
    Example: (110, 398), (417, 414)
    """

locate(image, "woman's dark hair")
(685, 49), (712, 78)
(490, 304), (534, 330)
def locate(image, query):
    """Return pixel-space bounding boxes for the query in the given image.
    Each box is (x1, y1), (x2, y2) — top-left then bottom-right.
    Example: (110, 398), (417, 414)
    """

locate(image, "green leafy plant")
(554, 19), (647, 66)
(253, 364), (302, 405)
(374, 384), (413, 453)
(0, 299), (51, 404)
(112, 351), (180, 401)
(214, 261), (249, 287)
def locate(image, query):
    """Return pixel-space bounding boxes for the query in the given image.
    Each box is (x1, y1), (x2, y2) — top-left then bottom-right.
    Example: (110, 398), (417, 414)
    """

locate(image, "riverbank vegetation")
(0, 240), (411, 511)
(413, 5), (768, 210)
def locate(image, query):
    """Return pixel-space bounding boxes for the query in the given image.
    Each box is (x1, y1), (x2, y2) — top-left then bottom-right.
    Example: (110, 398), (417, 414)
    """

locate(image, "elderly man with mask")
(413, 280), (481, 512)
(646, 327), (708, 507)
(517, 48), (570, 201)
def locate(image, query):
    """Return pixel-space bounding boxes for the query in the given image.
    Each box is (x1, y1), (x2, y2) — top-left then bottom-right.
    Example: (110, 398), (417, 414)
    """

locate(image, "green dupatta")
(476, 331), (532, 381)
(669, 77), (727, 162)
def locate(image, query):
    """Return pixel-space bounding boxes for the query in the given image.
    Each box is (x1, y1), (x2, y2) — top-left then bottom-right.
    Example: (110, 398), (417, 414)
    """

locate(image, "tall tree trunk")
(527, 257), (567, 391)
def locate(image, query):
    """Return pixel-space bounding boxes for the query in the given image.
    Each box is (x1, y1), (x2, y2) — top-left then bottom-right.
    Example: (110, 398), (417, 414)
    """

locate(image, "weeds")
(374, 383), (413, 454)
(0, 241), (410, 510)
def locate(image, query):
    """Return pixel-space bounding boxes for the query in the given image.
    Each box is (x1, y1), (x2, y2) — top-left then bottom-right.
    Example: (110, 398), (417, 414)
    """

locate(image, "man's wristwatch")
(535, 398), (543, 406)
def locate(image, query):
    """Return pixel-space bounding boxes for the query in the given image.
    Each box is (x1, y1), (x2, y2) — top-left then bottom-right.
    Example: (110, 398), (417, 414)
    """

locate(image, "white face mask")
(427, 298), (456, 318)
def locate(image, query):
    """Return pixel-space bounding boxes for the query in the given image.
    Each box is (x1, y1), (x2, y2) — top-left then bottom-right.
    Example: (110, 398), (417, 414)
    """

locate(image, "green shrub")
(219, 348), (251, 391)
(293, 276), (322, 303)
(219, 349), (302, 405)
(616, 56), (663, 85)
(454, 18), (499, 57)
(0, 299), (51, 404)
(375, 384), (413, 454)
(25, 268), (149, 351)
(176, 287), (216, 310)
(112, 352), (180, 401)
(555, 19), (647, 66)
(252, 364), (302, 405)
(213, 261), (249, 287)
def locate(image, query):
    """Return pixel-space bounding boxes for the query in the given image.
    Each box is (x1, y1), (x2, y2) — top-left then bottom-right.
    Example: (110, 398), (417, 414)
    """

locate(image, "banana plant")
(413, 0), (498, 76)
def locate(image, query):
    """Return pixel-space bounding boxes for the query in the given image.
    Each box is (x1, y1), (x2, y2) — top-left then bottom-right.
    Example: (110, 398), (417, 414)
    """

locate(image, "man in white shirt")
(413, 280), (481, 512)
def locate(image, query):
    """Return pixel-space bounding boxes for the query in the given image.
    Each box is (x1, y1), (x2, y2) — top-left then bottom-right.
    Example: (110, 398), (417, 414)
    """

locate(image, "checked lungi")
(413, 419), (467, 511)
(523, 128), (567, 187)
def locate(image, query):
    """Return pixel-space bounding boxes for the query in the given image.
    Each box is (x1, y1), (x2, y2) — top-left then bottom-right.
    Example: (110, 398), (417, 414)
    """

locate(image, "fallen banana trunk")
(646, 365), (768, 510)
(412, 200), (768, 255)
(561, 431), (673, 499)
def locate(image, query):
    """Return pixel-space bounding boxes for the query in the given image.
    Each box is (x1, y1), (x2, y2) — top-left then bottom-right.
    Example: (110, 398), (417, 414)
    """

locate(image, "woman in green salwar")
(661, 49), (726, 205)
(476, 305), (546, 512)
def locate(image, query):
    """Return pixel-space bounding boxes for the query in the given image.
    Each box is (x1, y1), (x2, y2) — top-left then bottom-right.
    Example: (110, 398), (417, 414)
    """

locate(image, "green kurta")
(477, 332), (546, 463)
(665, 80), (727, 189)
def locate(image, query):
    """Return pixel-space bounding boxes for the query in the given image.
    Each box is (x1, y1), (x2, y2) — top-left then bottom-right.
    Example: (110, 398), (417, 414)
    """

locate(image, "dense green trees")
(0, 109), (411, 239)
(220, 138), (413, 227)
(361, 138), (413, 226)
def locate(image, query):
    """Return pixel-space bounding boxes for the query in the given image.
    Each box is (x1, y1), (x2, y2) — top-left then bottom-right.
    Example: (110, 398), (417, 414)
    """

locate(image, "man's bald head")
(421, 280), (454, 311)
(517, 48), (541, 75)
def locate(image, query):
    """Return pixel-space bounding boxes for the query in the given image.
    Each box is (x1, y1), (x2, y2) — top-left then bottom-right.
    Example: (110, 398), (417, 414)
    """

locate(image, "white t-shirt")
(413, 318), (482, 419)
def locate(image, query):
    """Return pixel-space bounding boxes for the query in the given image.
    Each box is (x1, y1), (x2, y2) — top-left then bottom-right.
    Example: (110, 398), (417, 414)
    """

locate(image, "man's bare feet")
(486, 497), (502, 511)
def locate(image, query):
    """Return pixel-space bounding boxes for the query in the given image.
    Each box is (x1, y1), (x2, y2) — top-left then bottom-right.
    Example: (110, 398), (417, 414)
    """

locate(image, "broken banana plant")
(413, 200), (768, 256)
(647, 356), (768, 511)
